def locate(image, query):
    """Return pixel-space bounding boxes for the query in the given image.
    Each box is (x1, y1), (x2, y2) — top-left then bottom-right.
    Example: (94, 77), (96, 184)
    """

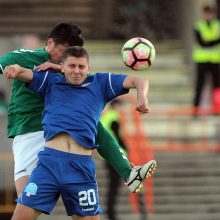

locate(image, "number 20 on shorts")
(78, 189), (97, 206)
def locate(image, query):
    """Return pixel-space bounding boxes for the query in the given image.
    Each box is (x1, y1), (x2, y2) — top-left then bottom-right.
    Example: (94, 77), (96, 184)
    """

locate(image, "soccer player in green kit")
(0, 22), (157, 198)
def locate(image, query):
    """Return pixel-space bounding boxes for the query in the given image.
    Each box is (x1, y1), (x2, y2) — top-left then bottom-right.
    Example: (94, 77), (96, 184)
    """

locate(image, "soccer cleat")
(126, 160), (157, 193)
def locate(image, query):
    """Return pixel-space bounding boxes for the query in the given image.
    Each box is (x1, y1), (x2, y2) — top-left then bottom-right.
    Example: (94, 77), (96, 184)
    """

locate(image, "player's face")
(46, 38), (70, 64)
(61, 56), (90, 85)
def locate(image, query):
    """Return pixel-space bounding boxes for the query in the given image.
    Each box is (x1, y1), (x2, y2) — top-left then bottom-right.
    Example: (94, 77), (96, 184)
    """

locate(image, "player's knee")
(12, 204), (39, 220)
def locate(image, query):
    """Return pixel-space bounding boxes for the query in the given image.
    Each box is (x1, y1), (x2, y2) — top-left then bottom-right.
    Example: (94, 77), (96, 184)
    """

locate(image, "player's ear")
(60, 63), (65, 73)
(88, 65), (91, 73)
(47, 38), (55, 48)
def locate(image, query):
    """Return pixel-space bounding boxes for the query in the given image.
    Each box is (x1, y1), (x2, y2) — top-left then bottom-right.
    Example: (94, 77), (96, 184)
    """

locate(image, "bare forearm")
(123, 76), (149, 114)
(16, 67), (33, 82)
(134, 78), (149, 99)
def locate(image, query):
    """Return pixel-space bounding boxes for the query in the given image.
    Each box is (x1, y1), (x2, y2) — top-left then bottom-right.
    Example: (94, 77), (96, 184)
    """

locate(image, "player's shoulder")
(9, 48), (47, 59)
(92, 72), (111, 79)
(91, 72), (126, 84)
(33, 70), (62, 83)
(96, 72), (126, 80)
(82, 73), (109, 87)
(0, 48), (48, 69)
(10, 48), (37, 54)
(49, 71), (64, 82)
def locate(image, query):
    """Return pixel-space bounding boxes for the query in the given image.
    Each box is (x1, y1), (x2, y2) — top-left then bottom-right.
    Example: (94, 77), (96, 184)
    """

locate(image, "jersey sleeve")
(98, 73), (129, 101)
(27, 70), (56, 97)
(0, 48), (48, 74)
(0, 52), (19, 74)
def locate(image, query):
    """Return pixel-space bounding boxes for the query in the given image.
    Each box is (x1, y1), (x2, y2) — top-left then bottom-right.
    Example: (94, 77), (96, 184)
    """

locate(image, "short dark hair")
(48, 23), (84, 46)
(62, 46), (89, 63)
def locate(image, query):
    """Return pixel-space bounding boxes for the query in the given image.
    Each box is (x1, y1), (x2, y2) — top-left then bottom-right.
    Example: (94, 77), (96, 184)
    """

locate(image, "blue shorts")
(17, 147), (103, 216)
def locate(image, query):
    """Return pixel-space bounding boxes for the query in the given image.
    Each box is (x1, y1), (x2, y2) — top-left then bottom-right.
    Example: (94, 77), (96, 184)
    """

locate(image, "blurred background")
(0, 0), (220, 220)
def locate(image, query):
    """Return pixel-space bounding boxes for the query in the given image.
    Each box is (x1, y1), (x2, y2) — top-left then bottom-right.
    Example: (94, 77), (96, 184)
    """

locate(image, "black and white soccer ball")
(121, 37), (156, 71)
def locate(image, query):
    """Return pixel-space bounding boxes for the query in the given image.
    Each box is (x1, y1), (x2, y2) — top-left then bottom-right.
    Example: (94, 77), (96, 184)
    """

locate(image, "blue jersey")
(28, 71), (129, 149)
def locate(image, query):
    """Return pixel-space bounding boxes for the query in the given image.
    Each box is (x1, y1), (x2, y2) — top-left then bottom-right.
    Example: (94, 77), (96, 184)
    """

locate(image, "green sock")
(96, 121), (131, 182)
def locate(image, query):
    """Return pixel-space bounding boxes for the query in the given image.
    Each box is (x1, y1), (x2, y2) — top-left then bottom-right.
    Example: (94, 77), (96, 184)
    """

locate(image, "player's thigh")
(17, 154), (61, 215)
(71, 215), (100, 220)
(61, 156), (103, 217)
(15, 175), (30, 197)
(12, 203), (41, 220)
(12, 131), (45, 182)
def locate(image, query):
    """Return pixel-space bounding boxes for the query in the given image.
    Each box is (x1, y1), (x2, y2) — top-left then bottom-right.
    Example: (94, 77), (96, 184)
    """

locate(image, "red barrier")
(118, 93), (220, 214)
(212, 88), (220, 112)
(119, 98), (155, 214)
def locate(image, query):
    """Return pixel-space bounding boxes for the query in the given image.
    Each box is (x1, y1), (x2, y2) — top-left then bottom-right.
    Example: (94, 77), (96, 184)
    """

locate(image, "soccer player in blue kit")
(4, 46), (153, 220)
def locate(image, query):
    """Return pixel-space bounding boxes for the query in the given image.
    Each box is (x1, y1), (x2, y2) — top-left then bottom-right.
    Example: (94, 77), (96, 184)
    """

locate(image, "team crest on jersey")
(24, 183), (38, 197)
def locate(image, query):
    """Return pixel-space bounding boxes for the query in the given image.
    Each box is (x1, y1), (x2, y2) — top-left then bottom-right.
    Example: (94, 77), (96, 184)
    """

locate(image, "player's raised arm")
(123, 75), (149, 114)
(3, 64), (33, 83)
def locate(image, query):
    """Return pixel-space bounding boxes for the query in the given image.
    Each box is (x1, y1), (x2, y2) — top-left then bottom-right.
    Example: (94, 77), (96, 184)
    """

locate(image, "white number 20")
(78, 189), (97, 206)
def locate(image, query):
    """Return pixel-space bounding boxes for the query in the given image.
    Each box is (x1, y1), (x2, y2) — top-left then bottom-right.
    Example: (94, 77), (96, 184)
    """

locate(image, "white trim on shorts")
(12, 131), (45, 182)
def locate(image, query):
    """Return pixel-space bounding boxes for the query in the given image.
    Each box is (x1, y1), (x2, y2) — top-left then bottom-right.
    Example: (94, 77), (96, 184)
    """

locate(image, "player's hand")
(135, 96), (150, 114)
(3, 65), (20, 79)
(35, 62), (61, 71)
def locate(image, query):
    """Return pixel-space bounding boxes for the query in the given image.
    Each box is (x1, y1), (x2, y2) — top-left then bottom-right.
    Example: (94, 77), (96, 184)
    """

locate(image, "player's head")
(46, 22), (84, 64)
(61, 46), (90, 85)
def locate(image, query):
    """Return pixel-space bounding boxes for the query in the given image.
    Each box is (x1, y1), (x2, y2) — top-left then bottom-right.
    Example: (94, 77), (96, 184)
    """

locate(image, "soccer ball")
(121, 37), (156, 71)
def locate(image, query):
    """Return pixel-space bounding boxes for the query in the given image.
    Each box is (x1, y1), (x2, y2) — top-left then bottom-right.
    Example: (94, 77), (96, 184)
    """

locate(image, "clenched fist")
(3, 65), (20, 79)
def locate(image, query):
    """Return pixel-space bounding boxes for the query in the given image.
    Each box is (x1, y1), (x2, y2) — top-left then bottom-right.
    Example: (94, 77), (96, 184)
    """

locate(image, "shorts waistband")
(42, 147), (92, 160)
